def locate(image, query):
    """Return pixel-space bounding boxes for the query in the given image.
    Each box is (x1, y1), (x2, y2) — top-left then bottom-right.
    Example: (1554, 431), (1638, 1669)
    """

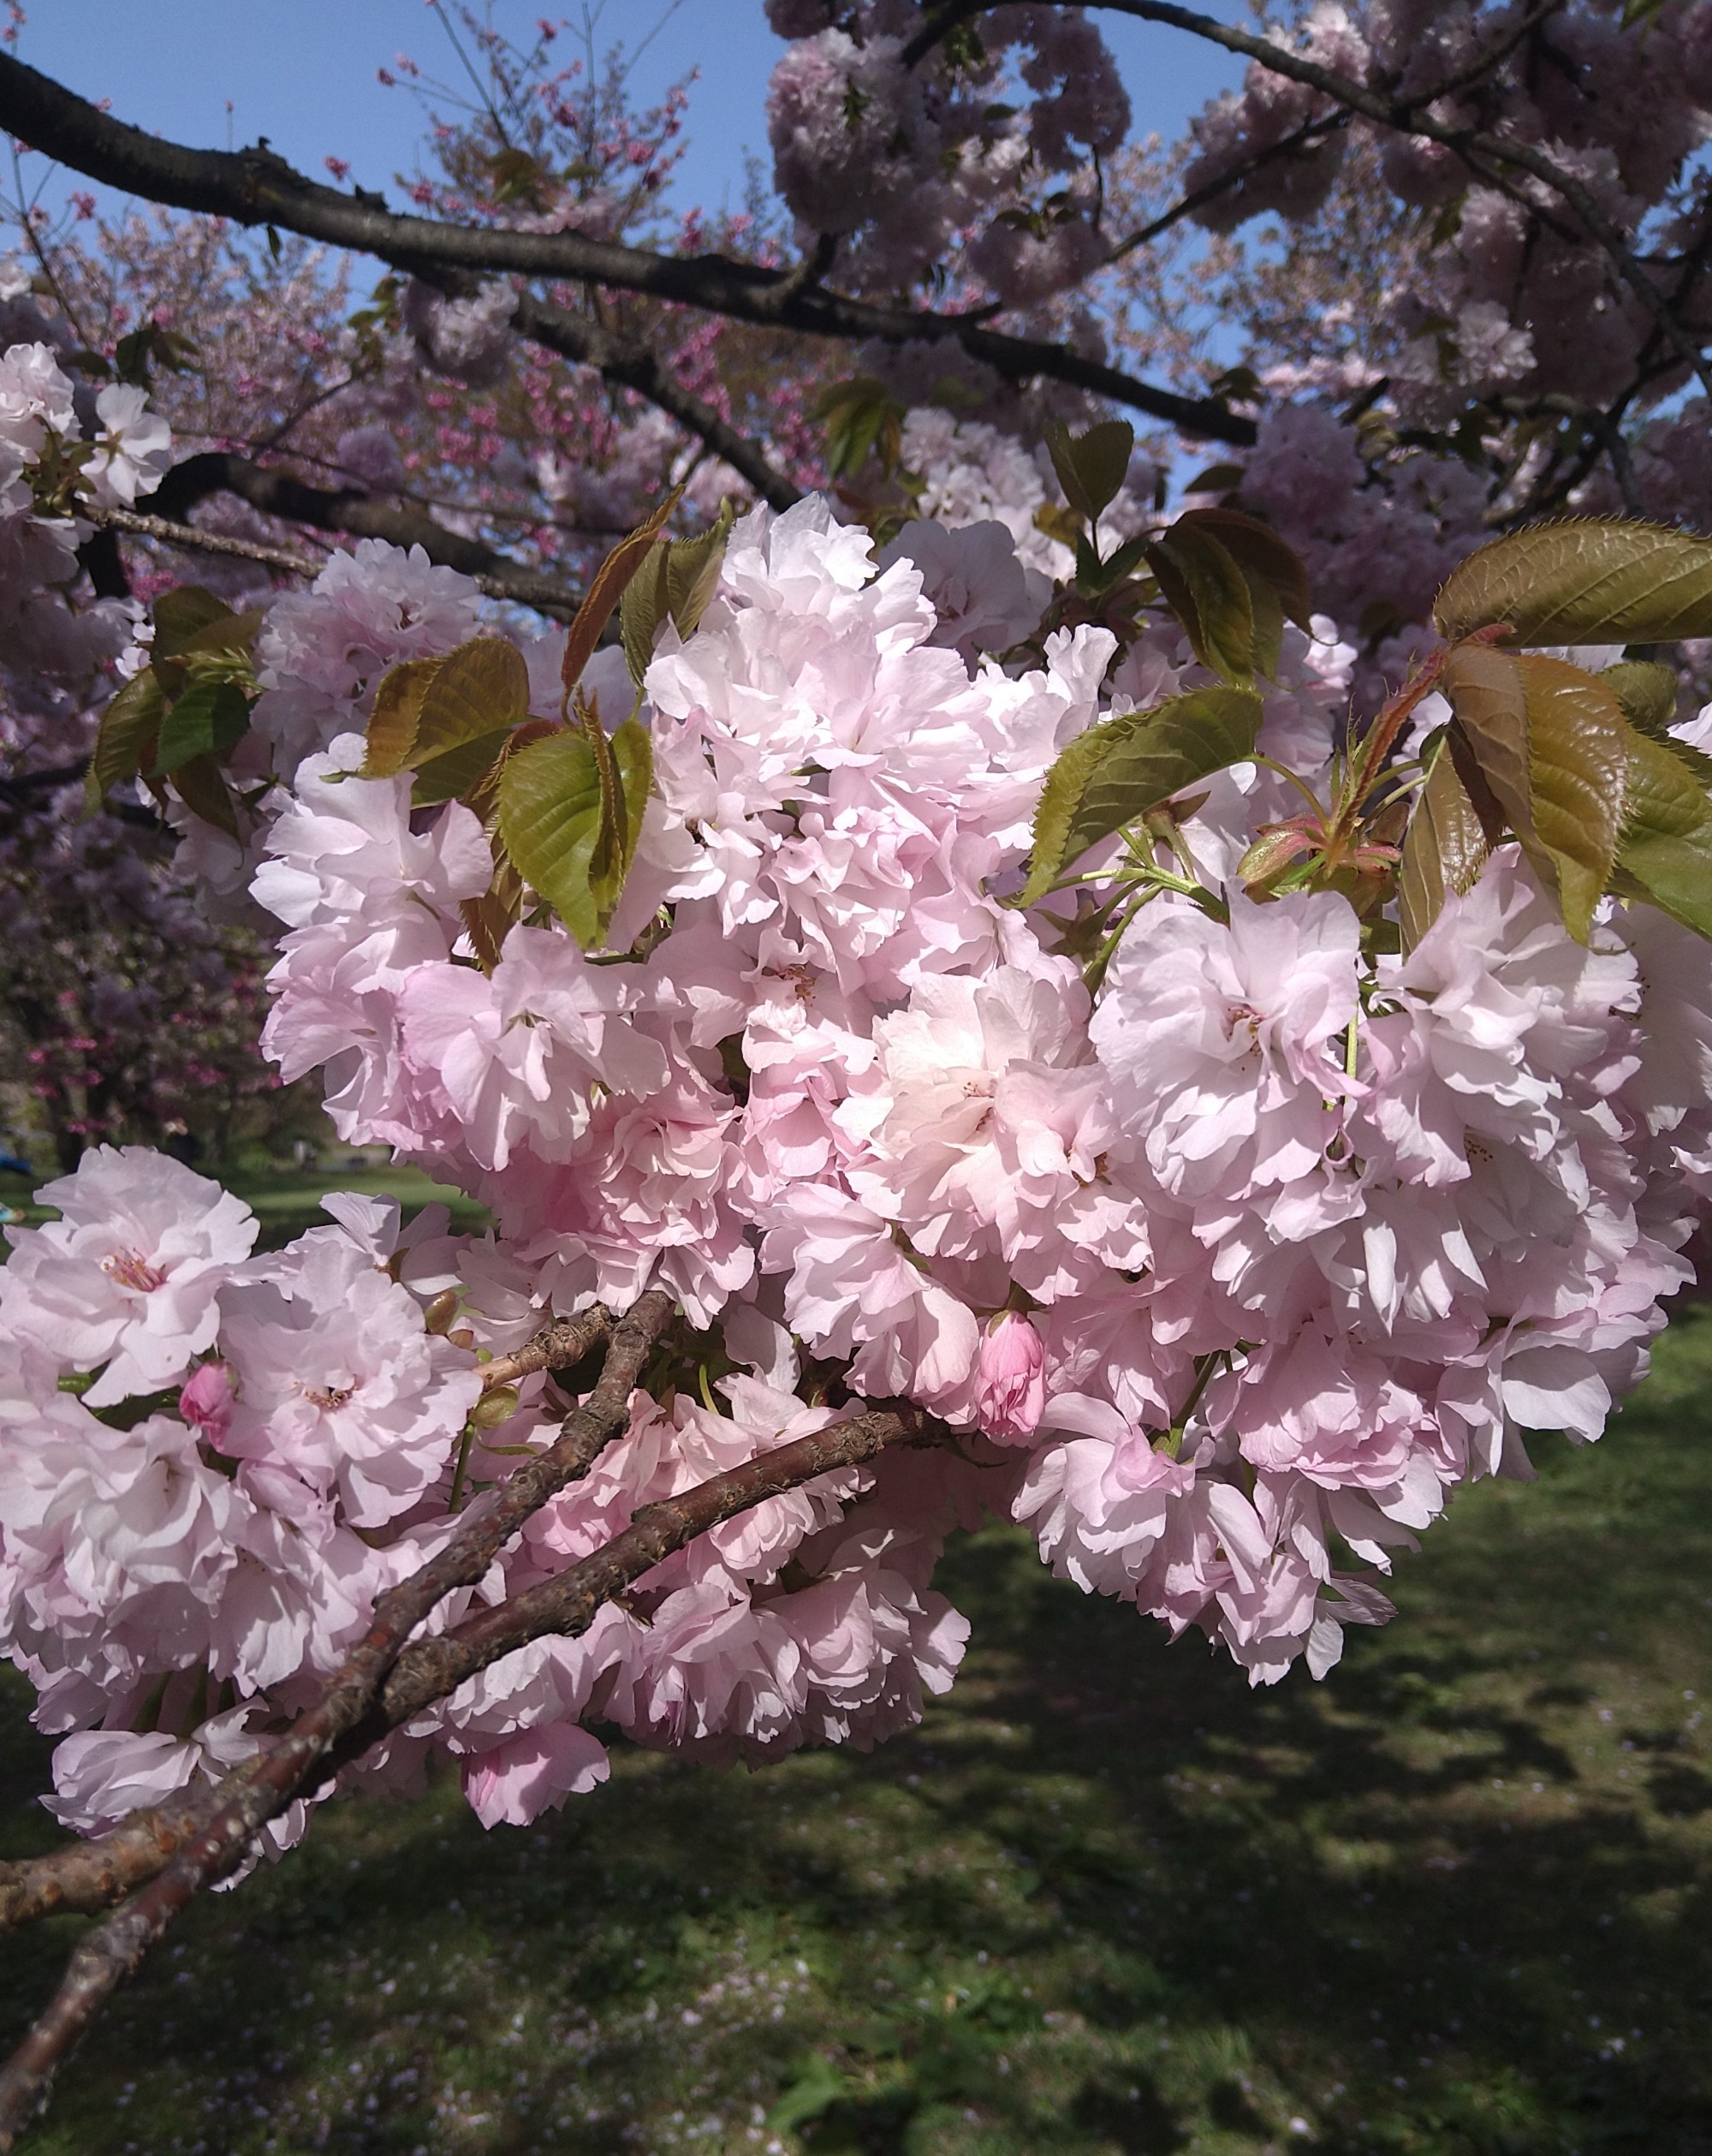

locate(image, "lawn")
(2, 1296), (1710, 2153)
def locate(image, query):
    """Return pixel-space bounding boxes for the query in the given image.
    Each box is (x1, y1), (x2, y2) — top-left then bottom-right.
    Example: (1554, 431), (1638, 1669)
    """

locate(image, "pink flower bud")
(974, 1312), (1046, 1445)
(178, 1360), (235, 1444)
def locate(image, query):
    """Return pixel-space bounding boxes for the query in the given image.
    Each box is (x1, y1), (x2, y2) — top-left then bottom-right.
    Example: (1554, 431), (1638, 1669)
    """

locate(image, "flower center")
(103, 1248), (166, 1293)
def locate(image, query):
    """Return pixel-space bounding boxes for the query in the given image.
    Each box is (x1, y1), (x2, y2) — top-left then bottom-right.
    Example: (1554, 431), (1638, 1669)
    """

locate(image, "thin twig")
(84, 504), (323, 578)
(0, 1384), (936, 2147)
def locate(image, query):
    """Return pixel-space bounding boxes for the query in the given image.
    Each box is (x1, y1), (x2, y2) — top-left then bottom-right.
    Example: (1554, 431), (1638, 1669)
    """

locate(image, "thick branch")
(0, 52), (1257, 445)
(0, 1387), (933, 2147)
(478, 1308), (614, 1394)
(146, 452), (585, 615)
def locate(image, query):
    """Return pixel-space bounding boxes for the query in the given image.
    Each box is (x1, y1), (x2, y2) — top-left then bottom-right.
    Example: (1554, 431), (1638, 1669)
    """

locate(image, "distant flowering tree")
(1, 1), (1711, 2140)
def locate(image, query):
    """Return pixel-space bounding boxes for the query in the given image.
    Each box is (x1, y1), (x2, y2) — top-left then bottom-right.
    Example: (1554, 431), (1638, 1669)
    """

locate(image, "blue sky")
(9, 1), (1249, 230)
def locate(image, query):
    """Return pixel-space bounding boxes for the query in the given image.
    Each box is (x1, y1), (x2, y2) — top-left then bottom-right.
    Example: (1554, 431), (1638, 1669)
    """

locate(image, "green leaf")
(151, 676), (252, 776)
(1044, 418), (1134, 523)
(1614, 728), (1712, 938)
(363, 654), (443, 777)
(86, 669), (167, 809)
(620, 500), (736, 688)
(1022, 685), (1264, 904)
(1443, 646), (1627, 941)
(1172, 507), (1315, 630)
(496, 730), (605, 947)
(168, 752), (240, 839)
(411, 638), (531, 767)
(764, 2055), (848, 2135)
(175, 607), (264, 658)
(609, 716), (653, 882)
(410, 727), (514, 809)
(151, 586), (235, 659)
(1433, 520), (1712, 646)
(1144, 524), (1257, 683)
(1397, 735), (1499, 952)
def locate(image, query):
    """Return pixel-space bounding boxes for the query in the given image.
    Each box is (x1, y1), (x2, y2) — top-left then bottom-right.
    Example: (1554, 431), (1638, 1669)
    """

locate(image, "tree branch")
(144, 452), (586, 615)
(0, 52), (1257, 446)
(0, 1380), (936, 2146)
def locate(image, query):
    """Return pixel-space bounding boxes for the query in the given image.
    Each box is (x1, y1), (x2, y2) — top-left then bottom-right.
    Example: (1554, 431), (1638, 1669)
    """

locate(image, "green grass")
(4, 1307), (1712, 2154)
(0, 1162), (490, 1250)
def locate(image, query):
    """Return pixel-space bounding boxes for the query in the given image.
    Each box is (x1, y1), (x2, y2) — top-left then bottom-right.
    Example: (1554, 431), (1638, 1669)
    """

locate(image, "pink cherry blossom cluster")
(3, 498), (1694, 1850)
(0, 325), (166, 707)
(764, 2), (1131, 303)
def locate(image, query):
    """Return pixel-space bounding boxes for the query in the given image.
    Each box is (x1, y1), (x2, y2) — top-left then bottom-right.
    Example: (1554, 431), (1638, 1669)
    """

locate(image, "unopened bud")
(422, 1289), (460, 1336)
(471, 1385), (520, 1429)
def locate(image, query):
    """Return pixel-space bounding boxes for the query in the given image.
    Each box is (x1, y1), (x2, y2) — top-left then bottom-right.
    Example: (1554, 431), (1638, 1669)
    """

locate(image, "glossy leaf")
(1144, 525), (1256, 683)
(1397, 735), (1498, 951)
(1614, 728), (1712, 938)
(411, 638), (531, 768)
(86, 669), (166, 808)
(560, 487), (683, 695)
(1022, 685), (1264, 904)
(1600, 659), (1679, 737)
(1044, 418), (1134, 523)
(152, 676), (252, 776)
(410, 727), (514, 809)
(1434, 519), (1712, 646)
(1442, 646), (1627, 941)
(609, 716), (653, 882)
(363, 655), (443, 777)
(496, 730), (605, 948)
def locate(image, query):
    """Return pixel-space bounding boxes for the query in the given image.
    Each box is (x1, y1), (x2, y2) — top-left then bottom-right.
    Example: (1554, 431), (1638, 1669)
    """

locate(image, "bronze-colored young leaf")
(85, 668), (167, 810)
(363, 655), (443, 777)
(495, 729), (605, 948)
(1433, 519), (1712, 646)
(1513, 655), (1627, 941)
(561, 487), (684, 696)
(620, 501), (737, 688)
(410, 727), (514, 810)
(1044, 418), (1134, 524)
(1601, 658), (1679, 737)
(151, 676), (252, 776)
(1397, 736), (1497, 952)
(1173, 508), (1315, 630)
(1144, 525), (1256, 683)
(175, 607), (265, 658)
(411, 638), (531, 768)
(1443, 645), (1627, 941)
(1022, 685), (1264, 904)
(1614, 727), (1712, 939)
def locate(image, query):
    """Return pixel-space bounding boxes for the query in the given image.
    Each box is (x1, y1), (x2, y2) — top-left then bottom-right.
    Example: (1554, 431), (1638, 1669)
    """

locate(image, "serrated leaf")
(168, 751), (240, 838)
(1173, 507), (1315, 630)
(496, 730), (604, 947)
(1397, 735), (1498, 951)
(363, 655), (443, 777)
(620, 500), (736, 688)
(561, 488), (683, 696)
(1614, 727), (1712, 938)
(1443, 645), (1627, 940)
(1022, 685), (1264, 904)
(1145, 524), (1256, 683)
(411, 638), (530, 768)
(86, 668), (167, 809)
(410, 727), (514, 809)
(1044, 418), (1134, 523)
(151, 586), (235, 658)
(1600, 659), (1679, 737)
(1434, 520), (1712, 646)
(151, 676), (252, 775)
(177, 607), (264, 658)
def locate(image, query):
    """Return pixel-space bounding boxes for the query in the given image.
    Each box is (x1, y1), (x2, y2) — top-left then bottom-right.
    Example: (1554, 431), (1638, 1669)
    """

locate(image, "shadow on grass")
(4, 1312), (1712, 2153)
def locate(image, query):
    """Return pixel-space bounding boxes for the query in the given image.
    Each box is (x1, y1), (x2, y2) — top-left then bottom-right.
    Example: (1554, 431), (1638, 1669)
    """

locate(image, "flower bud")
(179, 1359), (235, 1444)
(974, 1311), (1046, 1445)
